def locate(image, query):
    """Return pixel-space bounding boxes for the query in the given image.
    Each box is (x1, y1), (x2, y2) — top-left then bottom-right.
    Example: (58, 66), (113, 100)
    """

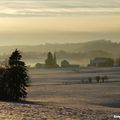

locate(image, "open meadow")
(0, 67), (120, 120)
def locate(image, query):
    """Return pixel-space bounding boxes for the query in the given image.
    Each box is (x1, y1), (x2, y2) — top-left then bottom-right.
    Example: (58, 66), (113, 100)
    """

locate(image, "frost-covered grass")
(0, 67), (120, 120)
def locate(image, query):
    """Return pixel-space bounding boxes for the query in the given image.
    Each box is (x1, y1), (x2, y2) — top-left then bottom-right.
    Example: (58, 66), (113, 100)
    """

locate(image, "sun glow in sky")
(0, 0), (120, 45)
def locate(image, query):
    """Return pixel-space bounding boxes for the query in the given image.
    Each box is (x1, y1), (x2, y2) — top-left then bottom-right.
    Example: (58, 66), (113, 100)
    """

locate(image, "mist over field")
(0, 40), (119, 66)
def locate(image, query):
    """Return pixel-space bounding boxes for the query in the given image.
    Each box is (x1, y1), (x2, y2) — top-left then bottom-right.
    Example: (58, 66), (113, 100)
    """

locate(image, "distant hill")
(0, 40), (120, 54)
(0, 40), (120, 66)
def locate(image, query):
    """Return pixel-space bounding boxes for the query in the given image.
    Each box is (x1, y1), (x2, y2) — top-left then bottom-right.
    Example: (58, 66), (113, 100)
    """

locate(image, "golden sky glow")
(0, 0), (119, 45)
(0, 15), (120, 33)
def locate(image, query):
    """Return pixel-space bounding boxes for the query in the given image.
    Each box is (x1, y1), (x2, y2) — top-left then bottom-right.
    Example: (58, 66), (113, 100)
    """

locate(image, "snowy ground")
(0, 67), (120, 120)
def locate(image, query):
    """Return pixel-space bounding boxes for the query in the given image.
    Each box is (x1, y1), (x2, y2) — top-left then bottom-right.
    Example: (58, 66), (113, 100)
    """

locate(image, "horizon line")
(0, 39), (118, 47)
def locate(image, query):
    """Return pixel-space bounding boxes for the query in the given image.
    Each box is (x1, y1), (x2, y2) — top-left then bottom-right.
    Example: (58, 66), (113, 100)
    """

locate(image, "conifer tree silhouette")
(2, 49), (30, 101)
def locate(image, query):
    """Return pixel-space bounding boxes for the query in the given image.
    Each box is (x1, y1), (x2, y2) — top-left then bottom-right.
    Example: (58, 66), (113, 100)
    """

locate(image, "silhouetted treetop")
(9, 49), (25, 67)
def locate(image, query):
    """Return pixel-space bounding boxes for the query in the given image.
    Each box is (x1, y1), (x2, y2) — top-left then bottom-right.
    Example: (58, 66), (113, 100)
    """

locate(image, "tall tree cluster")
(0, 49), (30, 101)
(45, 52), (59, 68)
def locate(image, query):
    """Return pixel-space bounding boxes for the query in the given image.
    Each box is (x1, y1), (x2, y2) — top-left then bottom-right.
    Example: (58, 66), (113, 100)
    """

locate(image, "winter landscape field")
(0, 67), (119, 120)
(0, 0), (119, 119)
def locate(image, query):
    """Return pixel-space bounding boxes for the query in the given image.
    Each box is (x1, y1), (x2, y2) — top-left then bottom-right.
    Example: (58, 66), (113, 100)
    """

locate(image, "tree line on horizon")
(35, 51), (120, 68)
(35, 51), (80, 68)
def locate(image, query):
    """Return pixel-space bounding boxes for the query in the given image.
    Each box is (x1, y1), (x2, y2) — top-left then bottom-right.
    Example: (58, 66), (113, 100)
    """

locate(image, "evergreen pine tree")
(2, 49), (30, 101)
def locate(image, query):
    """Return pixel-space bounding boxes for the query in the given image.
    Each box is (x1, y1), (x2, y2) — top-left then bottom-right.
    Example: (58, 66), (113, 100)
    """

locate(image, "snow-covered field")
(0, 67), (120, 120)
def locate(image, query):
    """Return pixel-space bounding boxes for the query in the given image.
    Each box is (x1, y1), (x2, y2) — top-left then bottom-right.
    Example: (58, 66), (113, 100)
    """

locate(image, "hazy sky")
(0, 0), (120, 45)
